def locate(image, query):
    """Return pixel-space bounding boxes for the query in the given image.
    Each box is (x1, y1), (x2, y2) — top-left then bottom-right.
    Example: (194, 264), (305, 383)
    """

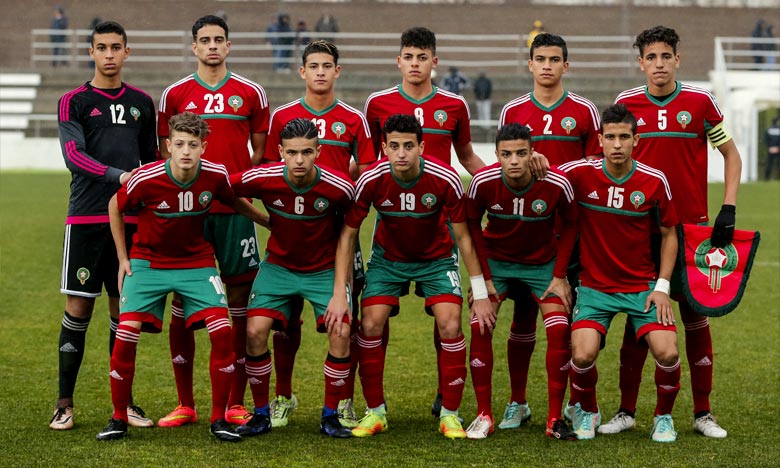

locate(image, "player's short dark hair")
(530, 33), (568, 62)
(302, 40), (339, 65)
(401, 27), (436, 55)
(280, 118), (319, 142)
(383, 114), (423, 143)
(192, 15), (229, 40)
(601, 103), (637, 134)
(496, 123), (532, 148)
(169, 112), (210, 139)
(634, 25), (679, 56)
(91, 21), (127, 46)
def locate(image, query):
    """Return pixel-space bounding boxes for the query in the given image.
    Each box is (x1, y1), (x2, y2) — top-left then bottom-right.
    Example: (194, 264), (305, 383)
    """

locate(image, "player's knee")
(437, 320), (461, 340)
(653, 348), (679, 367)
(571, 348), (597, 368)
(246, 321), (271, 348)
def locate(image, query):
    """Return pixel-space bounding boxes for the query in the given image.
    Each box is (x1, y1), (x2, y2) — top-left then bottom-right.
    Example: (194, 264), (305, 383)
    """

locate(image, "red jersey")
(466, 164), (575, 278)
(158, 72), (270, 213)
(264, 99), (375, 176)
(560, 158), (678, 293)
(364, 85), (471, 164)
(499, 91), (602, 165)
(117, 159), (237, 269)
(230, 163), (354, 272)
(615, 82), (726, 224)
(348, 157), (465, 262)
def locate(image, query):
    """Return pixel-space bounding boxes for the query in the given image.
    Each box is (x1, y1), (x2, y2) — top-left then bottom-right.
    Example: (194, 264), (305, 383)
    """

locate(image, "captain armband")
(706, 122), (732, 149)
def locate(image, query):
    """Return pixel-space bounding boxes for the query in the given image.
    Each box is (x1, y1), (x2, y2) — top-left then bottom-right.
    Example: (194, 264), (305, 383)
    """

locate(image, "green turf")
(0, 172), (778, 468)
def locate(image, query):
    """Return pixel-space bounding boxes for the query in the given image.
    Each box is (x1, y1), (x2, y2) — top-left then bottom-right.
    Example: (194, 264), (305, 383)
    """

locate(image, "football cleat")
(571, 403), (601, 440)
(236, 412), (271, 437)
(270, 394), (298, 428)
(96, 418), (128, 441)
(431, 393), (443, 418)
(465, 413), (494, 440)
(337, 398), (359, 428)
(439, 414), (467, 439)
(497, 401), (531, 430)
(351, 408), (388, 437)
(693, 413), (727, 439)
(598, 410), (635, 434)
(210, 419), (241, 442)
(563, 402), (575, 423)
(320, 414), (353, 438)
(126, 404), (154, 428)
(158, 405), (197, 427)
(225, 405), (252, 426)
(651, 414), (677, 443)
(49, 406), (74, 430)
(546, 418), (578, 441)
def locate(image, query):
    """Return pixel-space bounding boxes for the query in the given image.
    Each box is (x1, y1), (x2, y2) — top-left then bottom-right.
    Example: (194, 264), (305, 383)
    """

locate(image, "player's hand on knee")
(646, 291), (674, 326)
(472, 298), (495, 336)
(325, 295), (350, 336)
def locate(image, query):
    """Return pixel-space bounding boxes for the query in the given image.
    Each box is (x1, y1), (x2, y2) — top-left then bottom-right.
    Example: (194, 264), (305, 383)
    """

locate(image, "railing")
(713, 36), (780, 72)
(31, 29), (637, 73)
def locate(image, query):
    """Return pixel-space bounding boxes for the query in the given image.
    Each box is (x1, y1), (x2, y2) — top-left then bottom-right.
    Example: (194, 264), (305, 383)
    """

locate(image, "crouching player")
(465, 123), (577, 440)
(97, 112), (268, 442)
(559, 104), (681, 442)
(229, 118), (355, 438)
(327, 114), (494, 439)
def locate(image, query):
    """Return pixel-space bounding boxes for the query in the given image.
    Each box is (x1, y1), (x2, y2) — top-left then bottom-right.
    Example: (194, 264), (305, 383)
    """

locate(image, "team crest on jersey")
(629, 191), (646, 209)
(531, 199), (547, 215)
(130, 107), (140, 121)
(561, 117), (577, 135)
(331, 122), (346, 139)
(694, 239), (738, 293)
(228, 95), (243, 112)
(198, 191), (213, 207)
(677, 111), (692, 129)
(314, 197), (329, 212)
(434, 110), (448, 127)
(422, 193), (437, 209)
(76, 267), (90, 285)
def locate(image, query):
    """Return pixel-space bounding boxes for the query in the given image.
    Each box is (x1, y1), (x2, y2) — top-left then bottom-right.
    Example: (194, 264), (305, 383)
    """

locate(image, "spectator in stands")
(268, 13), (293, 73)
(50, 6), (68, 67)
(295, 19), (311, 48)
(315, 13), (339, 43)
(764, 24), (776, 65)
(765, 116), (780, 180)
(751, 19), (766, 67)
(527, 20), (544, 49)
(443, 67), (469, 95)
(86, 16), (101, 69)
(473, 71), (493, 128)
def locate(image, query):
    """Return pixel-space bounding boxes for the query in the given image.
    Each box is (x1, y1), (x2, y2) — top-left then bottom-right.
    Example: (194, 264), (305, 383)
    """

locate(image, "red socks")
(469, 319), (494, 418)
(169, 300), (195, 408)
(205, 316), (235, 423)
(110, 323), (140, 422)
(543, 312), (571, 420)
(439, 334), (467, 412)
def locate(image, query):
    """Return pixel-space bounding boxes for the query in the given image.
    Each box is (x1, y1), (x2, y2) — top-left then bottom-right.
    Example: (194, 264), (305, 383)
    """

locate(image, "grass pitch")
(0, 172), (778, 468)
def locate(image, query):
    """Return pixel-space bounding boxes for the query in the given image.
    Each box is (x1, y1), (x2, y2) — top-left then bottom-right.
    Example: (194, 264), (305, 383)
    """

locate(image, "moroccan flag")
(677, 224), (760, 317)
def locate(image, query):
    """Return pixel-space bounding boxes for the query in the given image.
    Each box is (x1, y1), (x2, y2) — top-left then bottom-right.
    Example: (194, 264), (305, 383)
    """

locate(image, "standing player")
(364, 26), (486, 415)
(157, 15), (270, 427)
(51, 20), (158, 431)
(97, 112), (268, 442)
(261, 40), (375, 429)
(229, 118), (355, 439)
(560, 104), (681, 442)
(495, 33), (601, 432)
(604, 26), (742, 439)
(327, 114), (494, 439)
(464, 123), (577, 440)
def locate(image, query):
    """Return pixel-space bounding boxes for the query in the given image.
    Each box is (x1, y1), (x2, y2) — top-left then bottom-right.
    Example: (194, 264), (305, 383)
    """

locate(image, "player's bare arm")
(528, 150), (550, 179)
(250, 132), (267, 166)
(453, 141), (486, 176)
(452, 221), (495, 335)
(646, 224), (678, 325)
(230, 197), (270, 230)
(108, 194), (132, 292)
(325, 224), (358, 334)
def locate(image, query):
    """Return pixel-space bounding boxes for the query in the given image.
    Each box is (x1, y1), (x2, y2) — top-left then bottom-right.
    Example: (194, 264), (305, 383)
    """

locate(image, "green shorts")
(119, 259), (229, 332)
(571, 285), (676, 339)
(204, 213), (260, 285)
(362, 246), (463, 309)
(488, 258), (563, 305)
(247, 261), (349, 333)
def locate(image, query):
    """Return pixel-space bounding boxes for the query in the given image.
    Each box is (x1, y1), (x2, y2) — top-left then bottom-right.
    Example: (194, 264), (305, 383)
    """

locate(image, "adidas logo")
(185, 101), (197, 110)
(157, 200), (170, 210)
(571, 383), (584, 391)
(587, 191), (599, 200)
(248, 377), (261, 385)
(659, 384), (678, 391)
(490, 204), (503, 211)
(637, 117), (646, 126)
(448, 377), (465, 386)
(172, 355), (188, 364)
(90, 108), (103, 117)
(110, 370), (123, 380)
(237, 357), (246, 365)
(248, 258), (258, 267)
(273, 199), (284, 207)
(694, 357), (712, 367)
(470, 358), (486, 368)
(331, 379), (346, 387)
(380, 199), (393, 207)
(219, 364), (235, 373)
(59, 342), (78, 353)
(220, 297), (227, 304)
